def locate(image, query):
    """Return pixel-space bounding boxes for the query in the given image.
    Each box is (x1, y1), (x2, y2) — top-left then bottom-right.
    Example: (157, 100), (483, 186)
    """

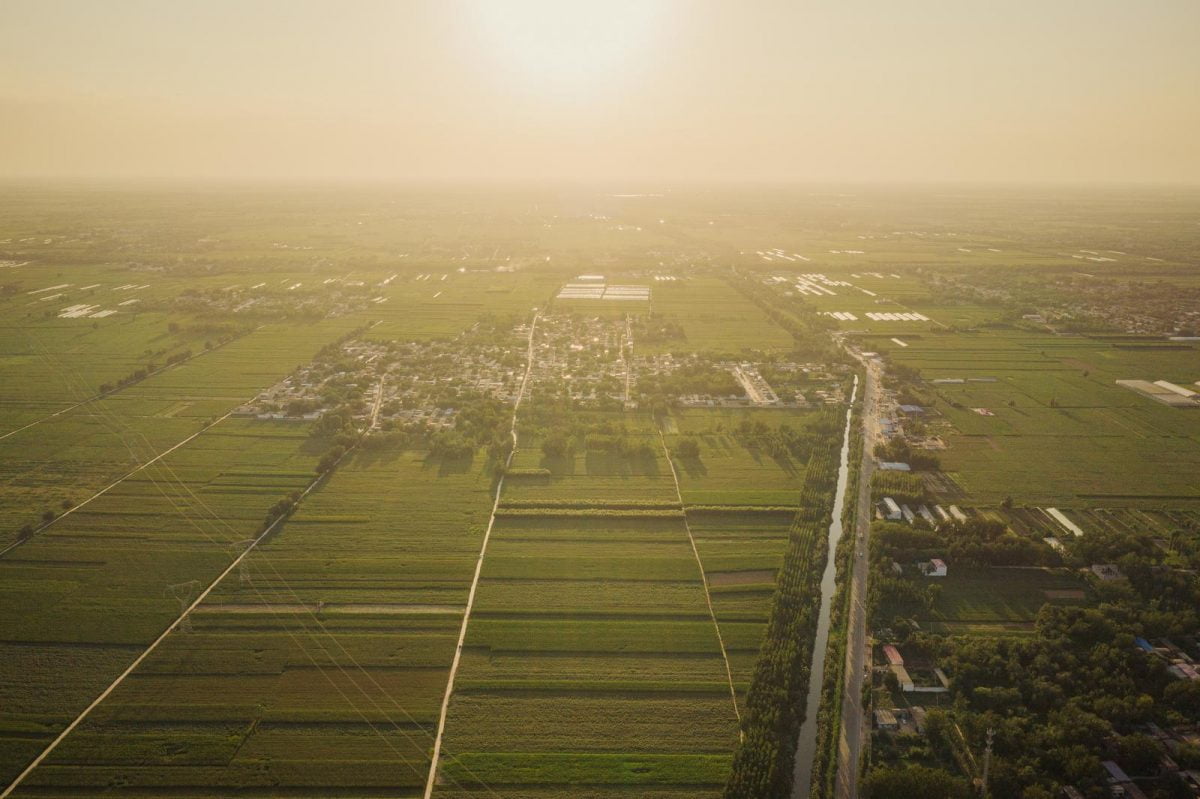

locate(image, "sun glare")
(464, 0), (674, 93)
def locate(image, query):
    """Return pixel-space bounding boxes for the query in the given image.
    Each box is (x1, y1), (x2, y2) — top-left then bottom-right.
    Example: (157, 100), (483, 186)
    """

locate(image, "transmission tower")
(165, 580), (200, 633)
(230, 540), (256, 585)
(980, 727), (994, 796)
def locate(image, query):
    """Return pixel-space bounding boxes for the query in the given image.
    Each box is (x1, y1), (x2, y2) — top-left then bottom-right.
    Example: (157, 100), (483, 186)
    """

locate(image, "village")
(235, 312), (850, 429)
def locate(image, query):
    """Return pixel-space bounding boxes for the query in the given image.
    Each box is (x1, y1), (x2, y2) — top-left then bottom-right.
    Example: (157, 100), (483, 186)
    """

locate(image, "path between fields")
(0, 443), (346, 799)
(423, 310), (540, 799)
(0, 410), (236, 559)
(658, 427), (742, 726)
(835, 351), (883, 799)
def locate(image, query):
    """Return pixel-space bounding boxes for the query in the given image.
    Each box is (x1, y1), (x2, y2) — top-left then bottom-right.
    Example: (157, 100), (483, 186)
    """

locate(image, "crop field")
(431, 400), (841, 796)
(0, 419), (324, 785)
(0, 319), (367, 545)
(862, 329), (1200, 505)
(644, 276), (794, 353)
(915, 567), (1090, 636)
(504, 442), (679, 504)
(438, 511), (741, 798)
(367, 271), (561, 340)
(12, 442), (497, 797)
(662, 408), (838, 507)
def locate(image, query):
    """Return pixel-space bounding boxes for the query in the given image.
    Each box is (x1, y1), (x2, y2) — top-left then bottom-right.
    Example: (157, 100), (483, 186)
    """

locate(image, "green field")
(876, 330), (1200, 505)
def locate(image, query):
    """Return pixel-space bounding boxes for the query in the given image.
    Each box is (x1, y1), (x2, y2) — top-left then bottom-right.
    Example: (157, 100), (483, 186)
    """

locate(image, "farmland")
(13, 441), (496, 797)
(1, 185), (1199, 798)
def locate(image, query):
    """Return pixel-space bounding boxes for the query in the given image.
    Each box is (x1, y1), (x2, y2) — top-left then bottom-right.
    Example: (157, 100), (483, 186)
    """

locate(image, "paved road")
(835, 353), (883, 799)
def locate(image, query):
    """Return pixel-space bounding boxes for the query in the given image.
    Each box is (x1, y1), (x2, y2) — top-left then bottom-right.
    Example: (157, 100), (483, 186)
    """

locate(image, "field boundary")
(658, 427), (742, 726)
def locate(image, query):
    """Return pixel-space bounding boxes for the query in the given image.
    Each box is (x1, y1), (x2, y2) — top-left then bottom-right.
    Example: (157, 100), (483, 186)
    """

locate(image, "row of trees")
(724, 441), (841, 798)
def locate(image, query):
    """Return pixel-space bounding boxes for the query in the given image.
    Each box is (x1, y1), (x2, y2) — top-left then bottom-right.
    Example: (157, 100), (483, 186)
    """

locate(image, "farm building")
(878, 461), (910, 471)
(898, 404), (925, 415)
(874, 709), (899, 731)
(1045, 507), (1085, 537)
(1101, 761), (1150, 799)
(1170, 662), (1199, 681)
(890, 664), (915, 692)
(880, 497), (902, 520)
(1091, 563), (1124, 581)
(883, 645), (904, 666)
(1115, 379), (1200, 408)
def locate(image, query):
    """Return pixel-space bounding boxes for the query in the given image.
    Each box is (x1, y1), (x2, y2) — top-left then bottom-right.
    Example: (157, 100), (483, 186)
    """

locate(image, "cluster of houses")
(873, 643), (948, 737)
(525, 314), (847, 409)
(526, 314), (633, 405)
(235, 333), (525, 430)
(1080, 731), (1200, 799)
(1136, 636), (1200, 683)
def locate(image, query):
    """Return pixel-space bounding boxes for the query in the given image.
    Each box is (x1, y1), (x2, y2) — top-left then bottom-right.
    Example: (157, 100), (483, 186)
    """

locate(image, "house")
(1092, 563), (1125, 581)
(898, 404), (925, 415)
(874, 709), (899, 730)
(883, 645), (905, 667)
(920, 559), (947, 577)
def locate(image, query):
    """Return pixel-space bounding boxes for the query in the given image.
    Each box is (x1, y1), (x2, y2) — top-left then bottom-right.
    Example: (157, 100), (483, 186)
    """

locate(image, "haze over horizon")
(2, 0), (1199, 185)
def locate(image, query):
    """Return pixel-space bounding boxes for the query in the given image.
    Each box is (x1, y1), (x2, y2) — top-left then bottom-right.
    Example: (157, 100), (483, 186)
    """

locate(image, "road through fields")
(422, 310), (539, 799)
(835, 353), (883, 799)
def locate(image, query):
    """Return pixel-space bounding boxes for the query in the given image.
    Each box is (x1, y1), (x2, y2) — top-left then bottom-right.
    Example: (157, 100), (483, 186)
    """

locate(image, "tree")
(861, 765), (970, 799)
(1116, 734), (1162, 777)
(541, 435), (571, 458)
(316, 445), (346, 474)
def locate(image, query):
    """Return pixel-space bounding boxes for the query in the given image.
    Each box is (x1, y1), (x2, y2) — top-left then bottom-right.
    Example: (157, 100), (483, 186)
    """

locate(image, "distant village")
(235, 312), (849, 429)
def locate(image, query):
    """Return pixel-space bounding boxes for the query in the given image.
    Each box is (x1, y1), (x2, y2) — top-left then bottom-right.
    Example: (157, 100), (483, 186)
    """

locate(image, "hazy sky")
(2, 0), (1198, 183)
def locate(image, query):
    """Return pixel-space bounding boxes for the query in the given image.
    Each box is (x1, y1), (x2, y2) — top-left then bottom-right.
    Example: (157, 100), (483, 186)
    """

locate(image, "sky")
(1, 0), (1198, 184)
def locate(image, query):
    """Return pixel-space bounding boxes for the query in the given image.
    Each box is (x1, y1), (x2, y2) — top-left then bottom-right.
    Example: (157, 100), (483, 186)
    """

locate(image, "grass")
(920, 567), (1089, 626)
